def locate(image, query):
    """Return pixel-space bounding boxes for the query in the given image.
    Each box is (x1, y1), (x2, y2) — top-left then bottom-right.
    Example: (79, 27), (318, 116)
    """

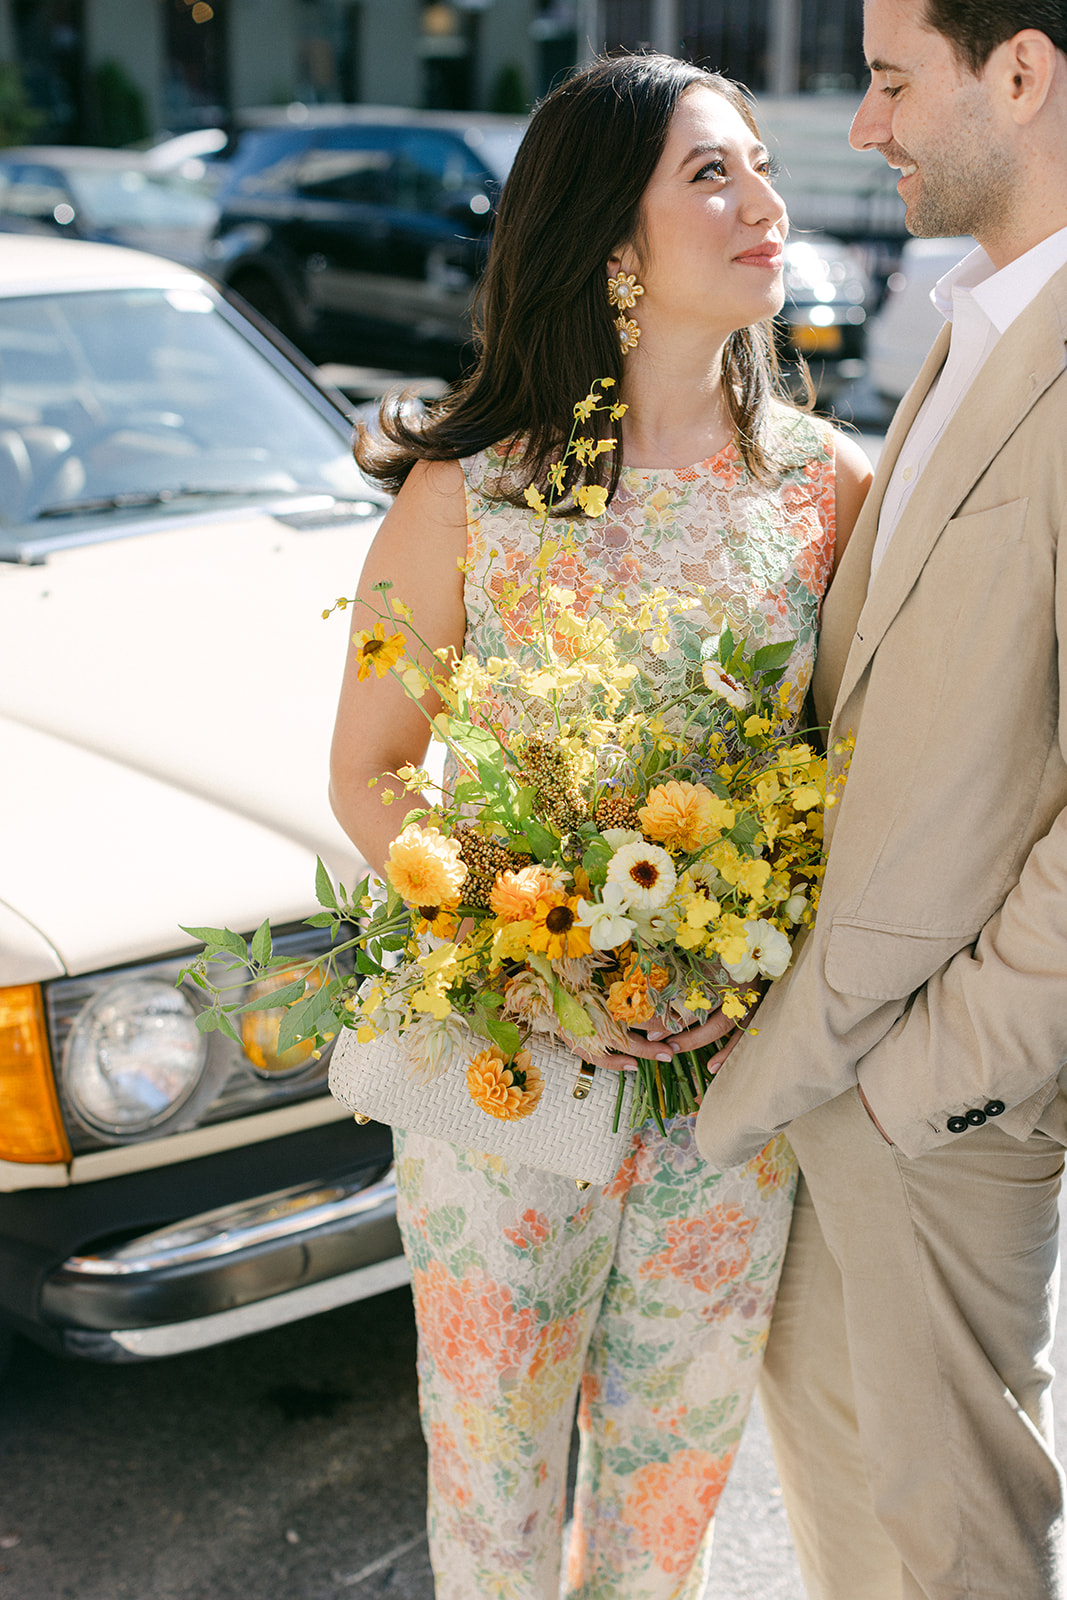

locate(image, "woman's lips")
(734, 247), (783, 268)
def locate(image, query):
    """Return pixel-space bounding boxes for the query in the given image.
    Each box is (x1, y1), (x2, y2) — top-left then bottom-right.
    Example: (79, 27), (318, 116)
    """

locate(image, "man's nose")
(850, 83), (888, 151)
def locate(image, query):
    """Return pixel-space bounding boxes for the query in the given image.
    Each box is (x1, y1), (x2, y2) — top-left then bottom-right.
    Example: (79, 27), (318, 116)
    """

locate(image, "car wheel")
(229, 271), (293, 340)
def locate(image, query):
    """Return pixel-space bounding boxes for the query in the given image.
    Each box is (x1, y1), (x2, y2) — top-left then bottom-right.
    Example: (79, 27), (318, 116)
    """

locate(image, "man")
(694, 3), (1067, 1596)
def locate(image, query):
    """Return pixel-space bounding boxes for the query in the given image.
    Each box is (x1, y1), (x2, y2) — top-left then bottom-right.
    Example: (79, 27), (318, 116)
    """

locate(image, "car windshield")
(0, 284), (369, 531)
(66, 167), (218, 230)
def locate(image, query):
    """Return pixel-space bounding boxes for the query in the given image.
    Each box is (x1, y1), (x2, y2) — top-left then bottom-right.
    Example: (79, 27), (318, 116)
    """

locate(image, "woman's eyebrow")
(678, 140), (769, 171)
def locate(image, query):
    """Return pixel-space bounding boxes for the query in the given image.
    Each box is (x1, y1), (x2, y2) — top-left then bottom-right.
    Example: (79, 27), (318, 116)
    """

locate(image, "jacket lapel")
(813, 325), (950, 726)
(824, 267), (1067, 736)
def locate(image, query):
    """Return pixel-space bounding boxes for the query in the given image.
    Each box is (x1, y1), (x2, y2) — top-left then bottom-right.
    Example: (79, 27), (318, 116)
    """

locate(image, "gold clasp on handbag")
(353, 1112), (372, 1125)
(572, 1062), (596, 1100)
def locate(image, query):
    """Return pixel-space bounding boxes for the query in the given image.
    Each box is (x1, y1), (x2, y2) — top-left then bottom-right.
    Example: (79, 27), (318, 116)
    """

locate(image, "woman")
(330, 53), (871, 1600)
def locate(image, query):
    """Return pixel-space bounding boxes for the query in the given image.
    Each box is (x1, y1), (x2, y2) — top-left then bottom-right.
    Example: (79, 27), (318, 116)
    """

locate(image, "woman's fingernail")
(656, 1051), (673, 1062)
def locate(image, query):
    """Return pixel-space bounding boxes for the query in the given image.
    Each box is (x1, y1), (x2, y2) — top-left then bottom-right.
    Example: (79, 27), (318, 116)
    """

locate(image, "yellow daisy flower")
(352, 620), (406, 681)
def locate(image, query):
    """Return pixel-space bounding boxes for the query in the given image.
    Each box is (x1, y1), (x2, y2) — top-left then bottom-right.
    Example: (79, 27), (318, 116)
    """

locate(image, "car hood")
(0, 503), (384, 981)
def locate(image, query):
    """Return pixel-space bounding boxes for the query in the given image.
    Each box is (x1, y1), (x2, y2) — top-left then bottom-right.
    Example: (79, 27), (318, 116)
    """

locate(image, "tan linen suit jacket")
(697, 258), (1067, 1167)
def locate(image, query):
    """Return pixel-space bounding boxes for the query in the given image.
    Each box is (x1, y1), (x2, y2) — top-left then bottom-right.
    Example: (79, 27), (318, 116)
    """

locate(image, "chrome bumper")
(41, 1166), (407, 1360)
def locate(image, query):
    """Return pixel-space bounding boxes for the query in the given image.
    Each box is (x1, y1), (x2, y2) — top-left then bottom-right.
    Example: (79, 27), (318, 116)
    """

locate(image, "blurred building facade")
(0, 0), (864, 140)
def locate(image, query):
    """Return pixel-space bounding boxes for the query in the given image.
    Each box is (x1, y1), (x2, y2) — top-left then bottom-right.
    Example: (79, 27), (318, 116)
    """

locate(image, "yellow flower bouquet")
(181, 382), (842, 1140)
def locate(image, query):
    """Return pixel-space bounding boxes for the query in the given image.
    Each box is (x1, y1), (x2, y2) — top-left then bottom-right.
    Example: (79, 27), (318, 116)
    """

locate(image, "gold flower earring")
(607, 270), (644, 353)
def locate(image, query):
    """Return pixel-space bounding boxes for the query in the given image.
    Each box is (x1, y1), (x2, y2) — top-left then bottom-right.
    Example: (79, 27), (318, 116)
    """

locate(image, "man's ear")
(993, 28), (1058, 123)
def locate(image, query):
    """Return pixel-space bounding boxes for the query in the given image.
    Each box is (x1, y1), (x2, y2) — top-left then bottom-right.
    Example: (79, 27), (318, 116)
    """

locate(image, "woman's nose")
(741, 173), (787, 228)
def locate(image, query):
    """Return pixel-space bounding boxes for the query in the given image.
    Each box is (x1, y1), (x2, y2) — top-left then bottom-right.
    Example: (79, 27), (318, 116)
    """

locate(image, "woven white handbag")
(328, 1025), (637, 1186)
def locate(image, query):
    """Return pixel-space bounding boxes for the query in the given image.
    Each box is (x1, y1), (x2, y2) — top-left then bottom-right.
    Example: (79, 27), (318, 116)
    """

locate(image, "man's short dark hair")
(925, 0), (1067, 70)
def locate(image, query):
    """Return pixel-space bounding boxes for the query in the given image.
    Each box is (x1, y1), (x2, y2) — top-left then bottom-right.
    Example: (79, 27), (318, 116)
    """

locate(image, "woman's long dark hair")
(358, 53), (802, 503)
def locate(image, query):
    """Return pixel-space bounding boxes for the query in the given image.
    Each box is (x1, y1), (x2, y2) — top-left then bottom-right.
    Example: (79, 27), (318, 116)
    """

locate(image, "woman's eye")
(882, 81), (903, 97)
(693, 159), (726, 181)
(759, 156), (782, 180)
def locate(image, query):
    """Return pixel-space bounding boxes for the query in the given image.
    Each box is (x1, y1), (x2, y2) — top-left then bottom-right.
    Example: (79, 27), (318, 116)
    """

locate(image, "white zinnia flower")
(722, 919), (793, 982)
(576, 881), (638, 950)
(702, 659), (752, 711)
(605, 840), (677, 910)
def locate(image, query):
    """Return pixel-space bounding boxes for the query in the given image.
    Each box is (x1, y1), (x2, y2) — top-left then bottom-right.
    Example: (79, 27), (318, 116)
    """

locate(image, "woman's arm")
(329, 458), (468, 878)
(831, 429), (874, 572)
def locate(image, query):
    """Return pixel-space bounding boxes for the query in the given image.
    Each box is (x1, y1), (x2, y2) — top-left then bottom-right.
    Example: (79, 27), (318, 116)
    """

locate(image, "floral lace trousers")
(394, 1115), (797, 1600)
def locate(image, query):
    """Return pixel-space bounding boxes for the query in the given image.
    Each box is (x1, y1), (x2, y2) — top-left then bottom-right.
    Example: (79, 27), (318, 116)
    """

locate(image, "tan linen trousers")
(757, 1087), (1065, 1600)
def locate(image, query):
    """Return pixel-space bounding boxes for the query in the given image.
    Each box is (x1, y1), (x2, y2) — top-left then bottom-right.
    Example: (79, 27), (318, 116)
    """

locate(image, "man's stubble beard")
(899, 101), (1018, 243)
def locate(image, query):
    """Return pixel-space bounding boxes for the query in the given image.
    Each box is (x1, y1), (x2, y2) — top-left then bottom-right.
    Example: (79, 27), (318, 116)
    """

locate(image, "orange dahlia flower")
(385, 824), (467, 909)
(638, 780), (730, 852)
(490, 864), (559, 922)
(466, 1046), (544, 1121)
(606, 957), (667, 1026)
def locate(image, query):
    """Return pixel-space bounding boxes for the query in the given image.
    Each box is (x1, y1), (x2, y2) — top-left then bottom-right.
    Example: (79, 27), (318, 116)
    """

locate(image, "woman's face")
(621, 85), (788, 342)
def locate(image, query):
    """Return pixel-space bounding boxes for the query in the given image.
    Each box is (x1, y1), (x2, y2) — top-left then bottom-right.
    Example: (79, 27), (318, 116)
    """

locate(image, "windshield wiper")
(33, 485), (324, 519)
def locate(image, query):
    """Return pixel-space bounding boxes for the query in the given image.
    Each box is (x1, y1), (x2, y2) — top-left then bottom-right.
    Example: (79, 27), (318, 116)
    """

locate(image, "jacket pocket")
(824, 918), (973, 1002)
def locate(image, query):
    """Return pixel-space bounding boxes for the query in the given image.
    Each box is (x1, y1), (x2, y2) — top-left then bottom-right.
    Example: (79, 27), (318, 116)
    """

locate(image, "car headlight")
(240, 963), (324, 1076)
(64, 977), (207, 1135)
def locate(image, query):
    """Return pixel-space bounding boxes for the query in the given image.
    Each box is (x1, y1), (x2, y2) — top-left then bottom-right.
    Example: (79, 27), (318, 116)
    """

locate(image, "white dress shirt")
(870, 224), (1067, 576)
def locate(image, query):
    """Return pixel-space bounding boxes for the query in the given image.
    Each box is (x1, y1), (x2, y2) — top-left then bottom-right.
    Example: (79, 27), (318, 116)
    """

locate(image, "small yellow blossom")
(720, 990), (750, 1021)
(791, 784), (822, 811)
(524, 484), (547, 514)
(575, 484), (609, 517)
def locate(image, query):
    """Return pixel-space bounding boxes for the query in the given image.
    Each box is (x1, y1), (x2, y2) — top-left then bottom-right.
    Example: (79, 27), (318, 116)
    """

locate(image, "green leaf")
(552, 986), (596, 1037)
(315, 857), (339, 911)
(354, 949), (379, 975)
(520, 816), (560, 862)
(250, 918), (273, 966)
(194, 1010), (219, 1034)
(180, 924), (247, 959)
(449, 721), (501, 767)
(303, 911), (336, 928)
(400, 808), (431, 830)
(751, 641), (795, 672)
(728, 813), (762, 853)
(485, 1016), (523, 1056)
(718, 625), (734, 664)
(216, 1012), (243, 1046)
(275, 993), (322, 1055)
(451, 779), (482, 806)
(232, 976), (308, 1014)
(526, 952), (554, 984)
(515, 786), (537, 822)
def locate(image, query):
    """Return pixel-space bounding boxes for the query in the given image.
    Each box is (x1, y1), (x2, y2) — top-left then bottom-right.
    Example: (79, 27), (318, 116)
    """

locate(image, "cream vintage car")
(0, 235), (409, 1371)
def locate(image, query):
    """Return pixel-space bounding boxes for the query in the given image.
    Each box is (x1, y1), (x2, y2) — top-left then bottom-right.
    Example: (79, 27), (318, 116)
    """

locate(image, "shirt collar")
(931, 223), (1067, 333)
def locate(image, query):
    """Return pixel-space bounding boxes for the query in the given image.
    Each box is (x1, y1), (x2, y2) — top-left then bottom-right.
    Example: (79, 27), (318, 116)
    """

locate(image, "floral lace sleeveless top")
(457, 403), (837, 740)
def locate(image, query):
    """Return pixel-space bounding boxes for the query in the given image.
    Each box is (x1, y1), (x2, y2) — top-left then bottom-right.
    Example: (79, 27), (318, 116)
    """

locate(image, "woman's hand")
(583, 984), (765, 1074)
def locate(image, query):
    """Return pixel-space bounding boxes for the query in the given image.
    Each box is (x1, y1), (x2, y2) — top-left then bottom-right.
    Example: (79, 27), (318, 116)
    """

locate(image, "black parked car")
(207, 106), (526, 379)
(208, 105), (874, 395)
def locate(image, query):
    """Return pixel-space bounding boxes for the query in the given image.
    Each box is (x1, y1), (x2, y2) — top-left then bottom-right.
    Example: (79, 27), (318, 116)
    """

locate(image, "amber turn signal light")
(0, 985), (71, 1164)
